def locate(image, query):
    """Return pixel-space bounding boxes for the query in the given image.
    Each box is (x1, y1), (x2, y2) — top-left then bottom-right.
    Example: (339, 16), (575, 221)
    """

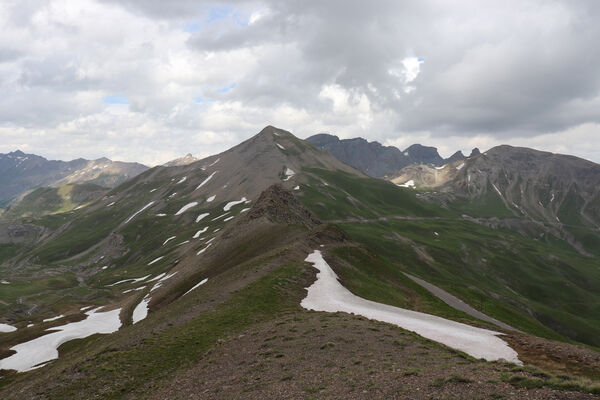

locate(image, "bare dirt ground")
(149, 311), (597, 399)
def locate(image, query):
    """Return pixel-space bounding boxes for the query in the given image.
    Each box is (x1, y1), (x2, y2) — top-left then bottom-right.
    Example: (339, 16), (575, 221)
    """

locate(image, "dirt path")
(403, 272), (517, 332)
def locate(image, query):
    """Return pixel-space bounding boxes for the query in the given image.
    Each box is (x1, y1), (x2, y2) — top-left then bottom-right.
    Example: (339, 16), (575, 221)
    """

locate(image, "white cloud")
(1, 0), (600, 164)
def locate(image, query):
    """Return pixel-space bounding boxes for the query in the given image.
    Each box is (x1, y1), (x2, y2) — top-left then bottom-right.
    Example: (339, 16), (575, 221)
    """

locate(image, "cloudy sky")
(1, 0), (600, 165)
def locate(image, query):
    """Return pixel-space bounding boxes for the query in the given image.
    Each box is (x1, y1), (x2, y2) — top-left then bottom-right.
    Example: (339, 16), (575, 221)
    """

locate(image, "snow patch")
(163, 236), (176, 246)
(301, 250), (520, 364)
(0, 307), (122, 372)
(132, 297), (150, 324)
(224, 197), (247, 211)
(42, 315), (64, 323)
(124, 201), (155, 224)
(183, 278), (208, 296)
(123, 286), (146, 294)
(397, 180), (415, 188)
(435, 165), (445, 170)
(107, 274), (151, 287)
(208, 158), (220, 167)
(106, 202), (115, 207)
(150, 272), (178, 292)
(156, 213), (167, 217)
(0, 324), (17, 333)
(492, 183), (502, 197)
(175, 202), (198, 215)
(197, 243), (212, 255)
(456, 163), (465, 170)
(206, 195), (216, 202)
(148, 256), (164, 266)
(223, 216), (234, 222)
(196, 213), (209, 222)
(177, 176), (187, 184)
(193, 227), (208, 238)
(293, 185), (300, 191)
(196, 171), (217, 190)
(212, 212), (229, 221)
(276, 143), (285, 150)
(283, 167), (295, 181)
(240, 207), (251, 213)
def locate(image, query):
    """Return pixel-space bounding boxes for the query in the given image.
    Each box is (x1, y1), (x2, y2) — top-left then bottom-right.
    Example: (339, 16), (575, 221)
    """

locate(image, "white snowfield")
(124, 201), (155, 224)
(0, 307), (122, 372)
(276, 143), (285, 150)
(197, 243), (212, 255)
(42, 315), (64, 323)
(107, 274), (151, 287)
(456, 163), (465, 170)
(163, 236), (176, 245)
(223, 197), (247, 211)
(223, 216), (234, 222)
(196, 171), (217, 190)
(148, 256), (164, 266)
(147, 273), (166, 283)
(123, 286), (146, 294)
(177, 176), (187, 184)
(193, 227), (208, 238)
(212, 212), (229, 221)
(0, 323), (17, 333)
(492, 183), (503, 197)
(150, 272), (178, 292)
(207, 195), (216, 202)
(175, 202), (198, 215)
(183, 278), (208, 296)
(196, 213), (209, 222)
(208, 158), (220, 167)
(132, 297), (150, 324)
(301, 250), (521, 364)
(283, 167), (295, 181)
(397, 180), (415, 188)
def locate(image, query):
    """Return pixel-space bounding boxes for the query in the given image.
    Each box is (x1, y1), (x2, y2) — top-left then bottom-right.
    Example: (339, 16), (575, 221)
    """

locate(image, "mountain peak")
(469, 148), (481, 157)
(243, 184), (321, 229)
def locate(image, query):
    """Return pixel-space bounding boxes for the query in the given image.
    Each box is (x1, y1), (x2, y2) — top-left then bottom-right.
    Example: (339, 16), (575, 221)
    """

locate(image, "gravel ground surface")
(149, 311), (597, 399)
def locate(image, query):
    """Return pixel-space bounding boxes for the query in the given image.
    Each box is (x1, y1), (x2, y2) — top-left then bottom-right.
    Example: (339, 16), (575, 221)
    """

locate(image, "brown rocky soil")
(149, 311), (597, 399)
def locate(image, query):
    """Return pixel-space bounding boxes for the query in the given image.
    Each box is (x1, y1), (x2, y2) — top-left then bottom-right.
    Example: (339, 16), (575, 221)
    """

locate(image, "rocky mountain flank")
(0, 150), (148, 207)
(306, 133), (478, 177)
(390, 145), (600, 254)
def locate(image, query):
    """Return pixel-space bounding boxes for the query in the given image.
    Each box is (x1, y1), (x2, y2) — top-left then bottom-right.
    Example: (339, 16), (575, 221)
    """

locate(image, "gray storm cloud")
(1, 0), (600, 164)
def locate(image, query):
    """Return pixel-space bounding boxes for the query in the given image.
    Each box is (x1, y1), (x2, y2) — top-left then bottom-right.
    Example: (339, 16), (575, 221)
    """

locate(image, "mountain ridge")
(0, 150), (148, 207)
(306, 133), (478, 178)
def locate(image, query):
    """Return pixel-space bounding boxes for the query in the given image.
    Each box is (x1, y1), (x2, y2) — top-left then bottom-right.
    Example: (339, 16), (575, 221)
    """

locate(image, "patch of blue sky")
(418, 57), (425, 62)
(103, 94), (129, 105)
(216, 83), (236, 93)
(194, 96), (215, 103)
(183, 6), (246, 33)
(184, 22), (202, 33)
(206, 5), (235, 23)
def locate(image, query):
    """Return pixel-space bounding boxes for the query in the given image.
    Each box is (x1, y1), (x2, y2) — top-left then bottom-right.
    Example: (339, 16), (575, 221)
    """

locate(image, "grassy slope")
(0, 254), (307, 398)
(297, 169), (600, 348)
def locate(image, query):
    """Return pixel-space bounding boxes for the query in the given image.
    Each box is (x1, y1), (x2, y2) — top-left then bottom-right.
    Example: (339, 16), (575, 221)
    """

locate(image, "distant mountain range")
(0, 150), (148, 207)
(0, 127), (598, 398)
(306, 133), (479, 177)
